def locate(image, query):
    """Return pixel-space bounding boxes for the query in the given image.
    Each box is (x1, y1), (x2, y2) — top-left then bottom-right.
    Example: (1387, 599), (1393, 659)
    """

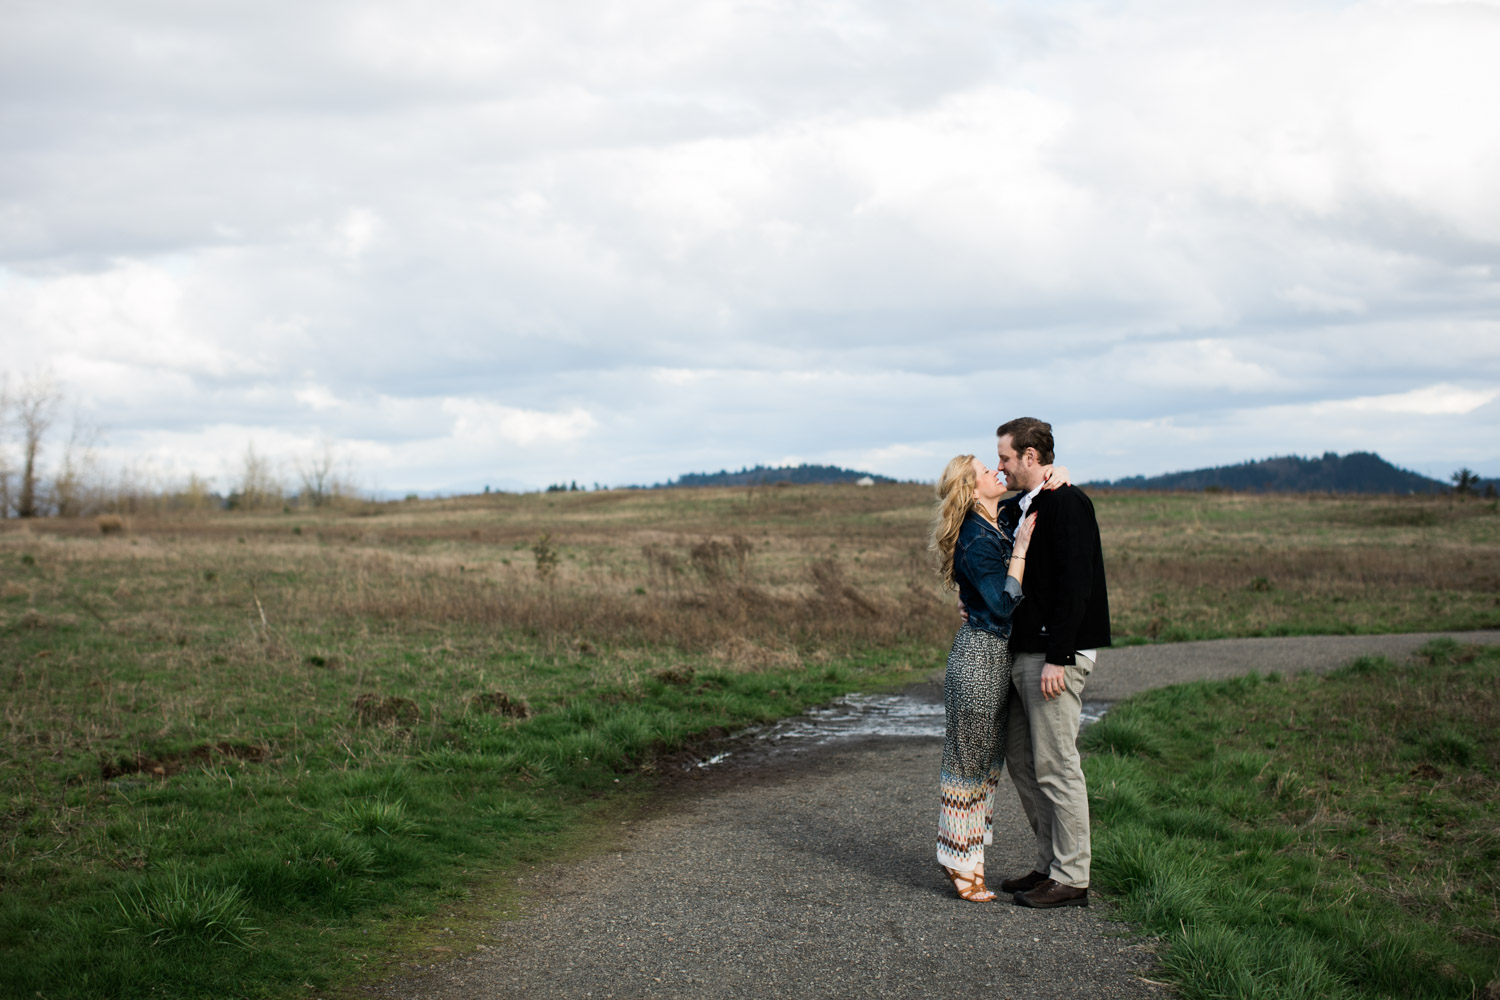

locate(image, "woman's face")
(970, 457), (1003, 501)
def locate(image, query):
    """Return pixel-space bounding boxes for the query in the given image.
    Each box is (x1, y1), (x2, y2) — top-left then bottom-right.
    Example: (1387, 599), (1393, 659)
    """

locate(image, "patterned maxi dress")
(936, 625), (1012, 872)
(936, 509), (1022, 874)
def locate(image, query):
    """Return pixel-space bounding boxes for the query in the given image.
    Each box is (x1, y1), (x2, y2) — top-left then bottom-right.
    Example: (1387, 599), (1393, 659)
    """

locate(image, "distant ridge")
(651, 463), (898, 488)
(1086, 451), (1452, 494)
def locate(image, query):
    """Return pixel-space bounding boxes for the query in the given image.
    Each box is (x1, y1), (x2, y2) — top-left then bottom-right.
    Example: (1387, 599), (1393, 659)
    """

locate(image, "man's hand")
(958, 598), (969, 624)
(1040, 664), (1066, 700)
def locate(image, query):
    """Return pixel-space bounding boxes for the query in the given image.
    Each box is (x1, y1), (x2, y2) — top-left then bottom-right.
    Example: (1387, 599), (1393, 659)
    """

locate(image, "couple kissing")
(931, 417), (1111, 907)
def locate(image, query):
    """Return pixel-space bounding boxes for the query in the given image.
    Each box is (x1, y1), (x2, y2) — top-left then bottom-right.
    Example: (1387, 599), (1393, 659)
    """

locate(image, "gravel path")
(359, 630), (1500, 1000)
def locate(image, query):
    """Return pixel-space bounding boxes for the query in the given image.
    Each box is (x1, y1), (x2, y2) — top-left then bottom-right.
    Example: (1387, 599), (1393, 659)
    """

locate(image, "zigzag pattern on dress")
(936, 763), (1004, 871)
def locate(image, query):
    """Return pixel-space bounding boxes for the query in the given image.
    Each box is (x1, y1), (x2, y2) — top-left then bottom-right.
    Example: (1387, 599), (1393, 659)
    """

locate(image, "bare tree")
(296, 438), (353, 507)
(234, 442), (283, 510)
(0, 375), (11, 516)
(173, 472), (218, 513)
(13, 374), (60, 517)
(107, 459), (165, 515)
(53, 417), (103, 517)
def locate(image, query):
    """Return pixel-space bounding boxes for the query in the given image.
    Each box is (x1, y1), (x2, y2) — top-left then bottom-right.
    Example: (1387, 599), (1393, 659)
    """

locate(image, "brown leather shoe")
(998, 870), (1050, 893)
(1013, 878), (1089, 908)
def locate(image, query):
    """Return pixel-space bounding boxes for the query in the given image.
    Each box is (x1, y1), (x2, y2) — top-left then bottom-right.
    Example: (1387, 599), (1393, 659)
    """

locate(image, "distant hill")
(1086, 452), (1455, 494)
(652, 463), (899, 488)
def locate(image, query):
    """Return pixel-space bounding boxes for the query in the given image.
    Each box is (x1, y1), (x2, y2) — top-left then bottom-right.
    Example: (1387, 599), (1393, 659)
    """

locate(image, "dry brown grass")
(1097, 490), (1500, 639)
(254, 526), (945, 665)
(5, 487), (1497, 661)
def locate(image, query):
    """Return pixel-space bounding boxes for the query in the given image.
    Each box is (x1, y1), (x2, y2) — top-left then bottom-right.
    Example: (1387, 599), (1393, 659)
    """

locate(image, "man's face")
(996, 434), (1038, 491)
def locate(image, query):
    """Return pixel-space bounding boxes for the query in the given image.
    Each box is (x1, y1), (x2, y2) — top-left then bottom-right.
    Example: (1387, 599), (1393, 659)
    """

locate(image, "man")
(993, 417), (1110, 908)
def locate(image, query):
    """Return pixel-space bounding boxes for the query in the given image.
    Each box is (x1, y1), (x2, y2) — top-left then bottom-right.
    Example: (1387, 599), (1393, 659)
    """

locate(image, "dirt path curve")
(360, 630), (1500, 1000)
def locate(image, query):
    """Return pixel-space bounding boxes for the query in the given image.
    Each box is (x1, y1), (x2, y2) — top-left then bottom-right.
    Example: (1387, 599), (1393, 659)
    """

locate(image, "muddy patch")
(353, 693), (420, 725)
(469, 691), (531, 718)
(99, 741), (269, 780)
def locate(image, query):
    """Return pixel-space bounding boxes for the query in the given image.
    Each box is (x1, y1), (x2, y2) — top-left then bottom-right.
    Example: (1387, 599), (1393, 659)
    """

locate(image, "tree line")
(0, 372), (359, 518)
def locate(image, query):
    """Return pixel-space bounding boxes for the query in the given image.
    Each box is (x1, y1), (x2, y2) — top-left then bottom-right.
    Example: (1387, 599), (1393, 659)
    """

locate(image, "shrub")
(532, 533), (559, 580)
(331, 796), (417, 837)
(111, 872), (258, 947)
(1079, 713), (1163, 758)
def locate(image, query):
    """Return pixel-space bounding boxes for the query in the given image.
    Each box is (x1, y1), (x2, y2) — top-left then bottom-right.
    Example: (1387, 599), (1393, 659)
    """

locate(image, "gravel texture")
(358, 630), (1500, 1000)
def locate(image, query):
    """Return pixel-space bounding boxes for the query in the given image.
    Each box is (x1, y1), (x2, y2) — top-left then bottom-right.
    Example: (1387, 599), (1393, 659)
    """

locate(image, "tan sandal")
(941, 865), (996, 902)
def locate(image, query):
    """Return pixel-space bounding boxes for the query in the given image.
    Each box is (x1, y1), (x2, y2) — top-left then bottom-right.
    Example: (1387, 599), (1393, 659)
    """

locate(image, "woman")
(930, 453), (1044, 901)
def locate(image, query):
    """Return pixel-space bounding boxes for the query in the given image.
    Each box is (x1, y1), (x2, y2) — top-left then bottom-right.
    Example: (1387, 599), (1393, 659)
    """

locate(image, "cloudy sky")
(3, 0), (1497, 494)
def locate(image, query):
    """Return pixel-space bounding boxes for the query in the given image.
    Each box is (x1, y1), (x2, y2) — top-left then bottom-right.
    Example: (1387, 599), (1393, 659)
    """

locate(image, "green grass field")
(1, 485), (1497, 998)
(1083, 639), (1500, 999)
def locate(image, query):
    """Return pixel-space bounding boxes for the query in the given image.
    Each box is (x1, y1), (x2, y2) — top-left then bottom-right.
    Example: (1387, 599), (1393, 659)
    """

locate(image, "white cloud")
(330, 208), (383, 263)
(1279, 285), (1367, 316)
(441, 399), (598, 448)
(294, 385), (342, 412)
(650, 368), (716, 386)
(1116, 340), (1283, 393)
(1335, 384), (1499, 417)
(0, 261), (248, 380)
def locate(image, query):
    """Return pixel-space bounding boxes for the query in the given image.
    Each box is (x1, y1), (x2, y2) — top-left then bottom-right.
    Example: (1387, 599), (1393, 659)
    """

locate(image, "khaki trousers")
(1005, 651), (1092, 888)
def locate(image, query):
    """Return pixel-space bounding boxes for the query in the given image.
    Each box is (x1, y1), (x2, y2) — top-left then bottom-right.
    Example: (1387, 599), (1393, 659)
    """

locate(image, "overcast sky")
(3, 0), (1497, 494)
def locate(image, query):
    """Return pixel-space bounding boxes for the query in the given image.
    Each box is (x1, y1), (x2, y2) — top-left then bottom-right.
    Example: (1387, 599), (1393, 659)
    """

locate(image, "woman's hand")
(1042, 465), (1071, 490)
(1013, 511), (1038, 558)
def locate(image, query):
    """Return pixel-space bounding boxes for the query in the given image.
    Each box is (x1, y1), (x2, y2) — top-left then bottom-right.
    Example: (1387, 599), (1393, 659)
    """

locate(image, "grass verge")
(0, 645), (923, 1000)
(1082, 639), (1500, 999)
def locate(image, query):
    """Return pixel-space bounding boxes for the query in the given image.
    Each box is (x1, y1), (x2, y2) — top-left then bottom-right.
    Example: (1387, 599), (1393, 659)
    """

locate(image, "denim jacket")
(953, 509), (1024, 640)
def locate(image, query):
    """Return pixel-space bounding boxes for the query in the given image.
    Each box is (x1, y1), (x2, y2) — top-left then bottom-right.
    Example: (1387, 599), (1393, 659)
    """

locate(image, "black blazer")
(1000, 484), (1111, 665)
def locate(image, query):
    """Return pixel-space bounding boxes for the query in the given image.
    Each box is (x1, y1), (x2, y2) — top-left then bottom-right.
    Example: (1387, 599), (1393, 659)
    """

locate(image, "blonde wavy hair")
(930, 454), (977, 591)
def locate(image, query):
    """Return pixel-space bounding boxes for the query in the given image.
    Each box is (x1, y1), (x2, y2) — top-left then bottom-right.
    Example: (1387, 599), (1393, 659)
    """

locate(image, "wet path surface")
(685, 690), (1111, 772)
(360, 630), (1500, 1000)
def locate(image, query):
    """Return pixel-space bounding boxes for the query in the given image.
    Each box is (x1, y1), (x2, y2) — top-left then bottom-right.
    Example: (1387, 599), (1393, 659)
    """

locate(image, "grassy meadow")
(1, 484), (1498, 998)
(1082, 639), (1500, 999)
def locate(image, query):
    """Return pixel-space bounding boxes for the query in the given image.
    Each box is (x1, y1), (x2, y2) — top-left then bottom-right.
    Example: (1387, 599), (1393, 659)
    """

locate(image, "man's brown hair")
(996, 417), (1055, 465)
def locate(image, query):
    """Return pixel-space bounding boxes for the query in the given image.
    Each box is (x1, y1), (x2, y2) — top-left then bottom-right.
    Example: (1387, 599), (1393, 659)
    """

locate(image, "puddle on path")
(689, 693), (1112, 769)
